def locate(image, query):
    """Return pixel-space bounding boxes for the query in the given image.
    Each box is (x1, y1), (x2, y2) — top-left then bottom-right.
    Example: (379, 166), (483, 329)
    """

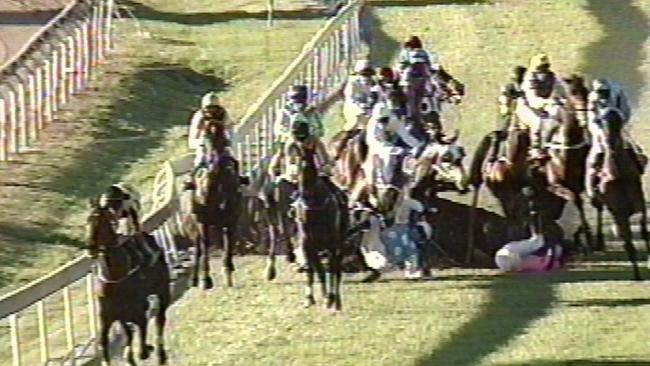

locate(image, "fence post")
(7, 86), (19, 153)
(63, 286), (76, 365)
(0, 98), (7, 161)
(37, 300), (50, 364)
(9, 313), (22, 366)
(86, 274), (98, 353)
(105, 0), (116, 52)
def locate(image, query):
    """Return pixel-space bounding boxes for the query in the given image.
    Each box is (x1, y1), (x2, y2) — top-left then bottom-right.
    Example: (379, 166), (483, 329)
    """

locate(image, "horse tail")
(468, 133), (493, 188)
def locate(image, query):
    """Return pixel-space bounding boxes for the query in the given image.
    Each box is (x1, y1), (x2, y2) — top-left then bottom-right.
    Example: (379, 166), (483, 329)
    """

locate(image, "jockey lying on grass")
(515, 53), (571, 157)
(98, 183), (158, 268)
(585, 80), (648, 200)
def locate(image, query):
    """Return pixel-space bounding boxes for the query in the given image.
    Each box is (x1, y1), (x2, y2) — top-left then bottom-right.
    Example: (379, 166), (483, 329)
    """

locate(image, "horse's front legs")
(136, 315), (153, 361)
(615, 216), (641, 280)
(266, 217), (278, 281)
(222, 226), (235, 287)
(99, 315), (112, 366)
(200, 223), (213, 290)
(120, 321), (136, 366)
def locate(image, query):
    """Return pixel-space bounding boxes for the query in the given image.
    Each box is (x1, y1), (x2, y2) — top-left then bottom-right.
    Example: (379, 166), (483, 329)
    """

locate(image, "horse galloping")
(86, 204), (170, 366)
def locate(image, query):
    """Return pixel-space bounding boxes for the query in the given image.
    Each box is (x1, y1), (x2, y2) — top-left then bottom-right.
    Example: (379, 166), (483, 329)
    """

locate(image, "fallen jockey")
(99, 183), (159, 268)
(397, 36), (434, 121)
(585, 79), (647, 200)
(515, 53), (571, 157)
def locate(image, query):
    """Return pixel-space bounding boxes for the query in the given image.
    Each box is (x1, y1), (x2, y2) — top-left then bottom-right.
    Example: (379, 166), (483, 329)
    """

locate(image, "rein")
(544, 140), (588, 150)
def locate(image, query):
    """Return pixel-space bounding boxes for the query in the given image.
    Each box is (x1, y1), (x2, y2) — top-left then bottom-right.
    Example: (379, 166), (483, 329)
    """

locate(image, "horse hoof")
(266, 266), (277, 281)
(203, 277), (214, 290)
(287, 252), (297, 264)
(304, 295), (316, 308)
(361, 270), (381, 283)
(140, 345), (154, 360)
(223, 270), (234, 287)
(158, 349), (168, 365)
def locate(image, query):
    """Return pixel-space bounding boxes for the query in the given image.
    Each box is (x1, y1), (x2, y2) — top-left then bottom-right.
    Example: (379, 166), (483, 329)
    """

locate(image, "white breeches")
(343, 101), (369, 131)
(364, 146), (406, 186)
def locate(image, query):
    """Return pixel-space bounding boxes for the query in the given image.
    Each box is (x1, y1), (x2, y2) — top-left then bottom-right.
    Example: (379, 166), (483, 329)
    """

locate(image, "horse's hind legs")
(120, 321), (137, 366)
(155, 307), (169, 365)
(136, 316), (153, 361)
(617, 218), (642, 281)
(222, 228), (235, 288)
(99, 318), (112, 366)
(266, 224), (277, 281)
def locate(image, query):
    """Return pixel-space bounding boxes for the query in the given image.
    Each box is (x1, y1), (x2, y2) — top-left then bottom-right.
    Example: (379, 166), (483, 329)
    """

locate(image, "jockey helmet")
(291, 117), (310, 142)
(529, 53), (550, 71)
(288, 85), (308, 103)
(511, 65), (527, 85)
(201, 91), (220, 109)
(354, 59), (373, 74)
(592, 78), (610, 92)
(378, 67), (395, 81)
(405, 35), (423, 49)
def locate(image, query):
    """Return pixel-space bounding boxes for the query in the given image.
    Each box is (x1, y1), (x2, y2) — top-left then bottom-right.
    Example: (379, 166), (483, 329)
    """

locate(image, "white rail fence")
(233, 0), (367, 178)
(0, 0), (366, 364)
(0, 0), (115, 161)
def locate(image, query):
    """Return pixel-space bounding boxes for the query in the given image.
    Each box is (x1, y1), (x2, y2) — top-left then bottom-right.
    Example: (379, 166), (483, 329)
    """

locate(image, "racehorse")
(467, 125), (532, 263)
(87, 203), (170, 366)
(294, 145), (348, 311)
(186, 120), (244, 289)
(591, 109), (649, 280)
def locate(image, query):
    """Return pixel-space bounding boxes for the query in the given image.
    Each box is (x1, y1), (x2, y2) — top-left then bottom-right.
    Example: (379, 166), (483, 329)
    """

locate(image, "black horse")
(87, 203), (170, 366)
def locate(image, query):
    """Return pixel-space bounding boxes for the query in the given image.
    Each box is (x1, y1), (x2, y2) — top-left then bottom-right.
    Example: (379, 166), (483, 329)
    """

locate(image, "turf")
(0, 1), (322, 294)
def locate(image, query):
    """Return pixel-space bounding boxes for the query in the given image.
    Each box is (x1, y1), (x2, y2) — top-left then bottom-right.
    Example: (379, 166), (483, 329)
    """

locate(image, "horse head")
(86, 198), (119, 257)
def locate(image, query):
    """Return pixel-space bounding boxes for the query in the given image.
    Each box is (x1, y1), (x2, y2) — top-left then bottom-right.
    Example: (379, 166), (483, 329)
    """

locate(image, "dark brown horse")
(295, 146), (348, 311)
(592, 109), (649, 280)
(468, 125), (532, 262)
(87, 204), (170, 366)
(187, 120), (244, 289)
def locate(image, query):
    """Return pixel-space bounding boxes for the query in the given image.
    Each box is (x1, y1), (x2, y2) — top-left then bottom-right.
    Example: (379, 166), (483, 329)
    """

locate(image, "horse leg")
(200, 223), (213, 290)
(191, 232), (202, 287)
(155, 304), (169, 365)
(266, 218), (278, 281)
(575, 196), (594, 254)
(136, 315), (153, 361)
(281, 211), (296, 264)
(222, 227), (235, 288)
(595, 202), (605, 251)
(310, 251), (327, 301)
(303, 250), (316, 308)
(639, 206), (650, 269)
(330, 249), (343, 312)
(120, 321), (136, 366)
(99, 315), (112, 366)
(615, 215), (641, 280)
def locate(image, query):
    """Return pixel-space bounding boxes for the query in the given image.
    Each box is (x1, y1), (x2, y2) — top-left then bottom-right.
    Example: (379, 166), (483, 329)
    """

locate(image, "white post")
(37, 301), (50, 364)
(9, 313), (22, 366)
(86, 275), (98, 353)
(63, 286), (76, 365)
(0, 98), (7, 160)
(267, 0), (274, 28)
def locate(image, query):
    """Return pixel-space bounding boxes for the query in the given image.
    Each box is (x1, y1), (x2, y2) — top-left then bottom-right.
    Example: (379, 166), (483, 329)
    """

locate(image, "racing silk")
(268, 136), (332, 183)
(520, 70), (569, 110)
(188, 107), (233, 150)
(587, 82), (631, 126)
(343, 74), (375, 131)
(110, 184), (142, 236)
(274, 108), (324, 144)
(495, 234), (562, 272)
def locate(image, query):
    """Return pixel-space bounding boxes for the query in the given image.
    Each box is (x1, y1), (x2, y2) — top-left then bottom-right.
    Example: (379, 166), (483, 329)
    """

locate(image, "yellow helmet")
(529, 53), (550, 70)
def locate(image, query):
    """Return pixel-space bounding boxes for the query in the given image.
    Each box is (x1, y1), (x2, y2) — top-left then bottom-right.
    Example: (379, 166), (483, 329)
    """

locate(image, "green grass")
(0, 1), (322, 294)
(162, 256), (650, 365)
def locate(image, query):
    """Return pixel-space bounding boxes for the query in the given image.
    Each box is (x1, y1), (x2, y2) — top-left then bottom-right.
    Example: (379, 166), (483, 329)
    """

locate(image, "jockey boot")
(488, 130), (505, 162)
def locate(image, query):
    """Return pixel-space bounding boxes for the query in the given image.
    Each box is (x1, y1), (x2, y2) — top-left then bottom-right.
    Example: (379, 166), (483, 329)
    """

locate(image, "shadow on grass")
(414, 275), (555, 366)
(560, 297), (650, 307)
(579, 0), (650, 107)
(495, 360), (650, 366)
(43, 63), (226, 201)
(365, 6), (400, 66)
(119, 0), (327, 24)
(368, 0), (489, 6)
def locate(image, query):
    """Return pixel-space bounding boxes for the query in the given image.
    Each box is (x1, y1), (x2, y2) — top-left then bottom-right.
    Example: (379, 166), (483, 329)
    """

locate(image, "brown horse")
(294, 145), (348, 311)
(186, 120), (245, 289)
(87, 203), (170, 366)
(592, 109), (649, 280)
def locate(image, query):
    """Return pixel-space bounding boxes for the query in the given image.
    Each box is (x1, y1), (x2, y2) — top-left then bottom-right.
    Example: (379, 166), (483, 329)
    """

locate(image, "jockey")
(370, 67), (400, 106)
(397, 36), (434, 120)
(517, 53), (570, 155)
(488, 65), (527, 162)
(186, 92), (234, 187)
(343, 59), (376, 131)
(364, 100), (425, 189)
(275, 85), (324, 145)
(99, 183), (157, 267)
(269, 117), (348, 215)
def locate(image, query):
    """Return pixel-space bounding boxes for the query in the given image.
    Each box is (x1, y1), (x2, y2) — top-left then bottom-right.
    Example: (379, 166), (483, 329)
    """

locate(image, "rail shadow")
(579, 0), (650, 107)
(42, 63), (226, 201)
(119, 0), (328, 25)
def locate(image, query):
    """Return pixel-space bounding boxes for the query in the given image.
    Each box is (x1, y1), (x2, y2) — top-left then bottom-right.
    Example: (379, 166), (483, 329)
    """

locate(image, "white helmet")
(592, 78), (610, 92)
(354, 59), (372, 74)
(494, 247), (522, 272)
(201, 92), (220, 108)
